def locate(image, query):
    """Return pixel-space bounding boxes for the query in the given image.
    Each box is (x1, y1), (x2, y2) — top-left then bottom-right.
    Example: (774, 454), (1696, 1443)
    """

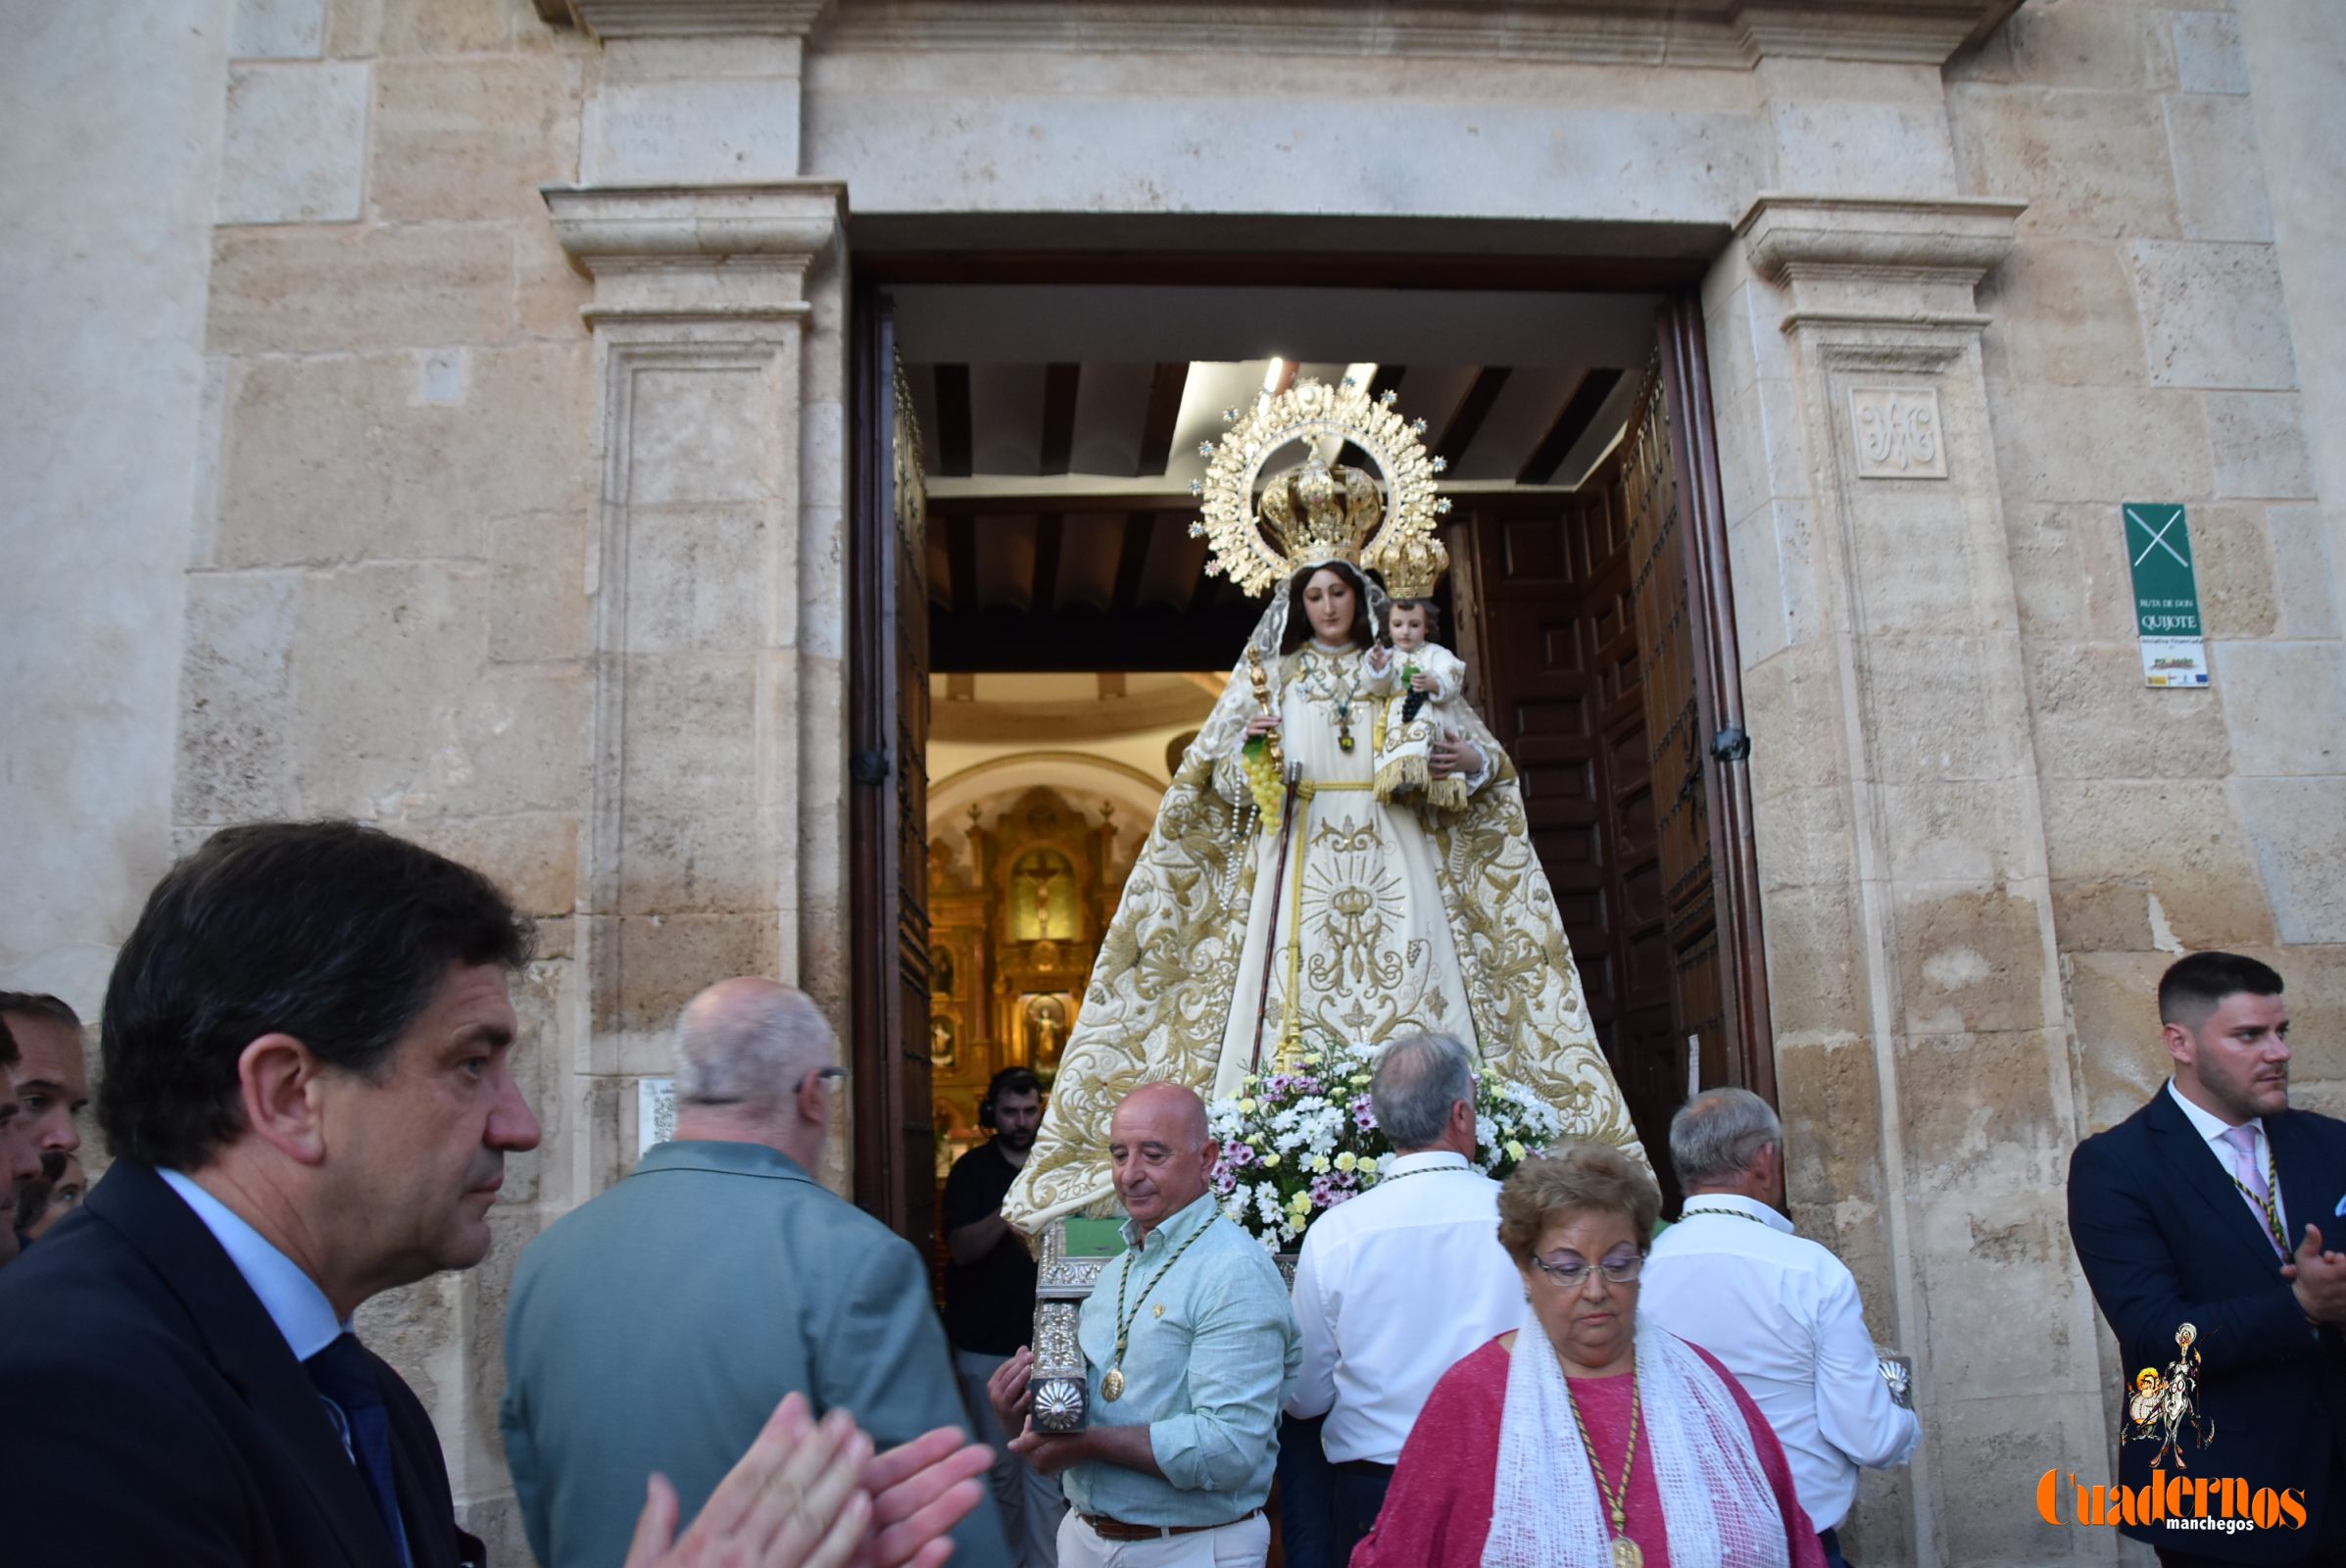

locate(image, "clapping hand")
(2283, 1222), (2346, 1326)
(621, 1394), (991, 1568)
(624, 1395), (870, 1568)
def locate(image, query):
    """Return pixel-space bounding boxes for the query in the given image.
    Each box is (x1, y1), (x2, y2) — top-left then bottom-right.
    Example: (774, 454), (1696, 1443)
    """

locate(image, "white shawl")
(1483, 1306), (1791, 1568)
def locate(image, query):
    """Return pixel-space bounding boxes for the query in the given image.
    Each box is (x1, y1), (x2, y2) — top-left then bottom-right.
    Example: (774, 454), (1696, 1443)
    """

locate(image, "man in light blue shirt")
(990, 1083), (1298, 1566)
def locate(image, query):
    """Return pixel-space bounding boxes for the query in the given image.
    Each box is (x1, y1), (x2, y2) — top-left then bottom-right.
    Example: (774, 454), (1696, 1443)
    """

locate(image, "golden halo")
(1189, 375), (1448, 598)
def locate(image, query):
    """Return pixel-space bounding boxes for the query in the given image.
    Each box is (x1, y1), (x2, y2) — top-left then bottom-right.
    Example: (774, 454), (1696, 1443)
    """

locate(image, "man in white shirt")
(1642, 1087), (1917, 1568)
(1286, 1032), (1524, 1561)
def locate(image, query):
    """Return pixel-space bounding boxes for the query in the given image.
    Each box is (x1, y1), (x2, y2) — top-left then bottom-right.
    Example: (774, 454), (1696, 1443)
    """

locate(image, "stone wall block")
(2204, 391), (2316, 499)
(2164, 94), (2274, 242)
(216, 343), (591, 568)
(2236, 778), (2346, 945)
(2129, 240), (2300, 390)
(623, 508), (770, 652)
(1739, 642), (1847, 800)
(208, 223), (513, 356)
(1928, 1391), (2114, 1566)
(1876, 780), (2029, 886)
(2050, 878), (2156, 955)
(2005, 0), (2177, 92)
(1949, 85), (2178, 237)
(2212, 640), (2346, 776)
(327, 0), (385, 56)
(1987, 383), (2212, 503)
(1758, 886), (1866, 1042)
(626, 367), (778, 507)
(1846, 486), (2001, 639)
(2025, 640), (2236, 779)
(514, 213), (595, 339)
(611, 912), (782, 1044)
(2006, 505), (2141, 643)
(218, 63), (369, 224)
(403, 813), (579, 920)
(1750, 784), (1853, 894)
(381, 0), (517, 56)
(1857, 636), (2024, 783)
(287, 567), (585, 819)
(2268, 505), (2342, 637)
(2064, 950), (2172, 1136)
(176, 570), (299, 824)
(1727, 511), (1788, 664)
(2186, 501), (2279, 635)
(371, 57), (578, 222)
(1891, 887), (2051, 1037)
(1769, 98), (1959, 198)
(486, 512), (588, 664)
(2173, 10), (2250, 94)
(583, 77), (806, 186)
(795, 504), (843, 659)
(615, 652), (759, 808)
(1976, 238), (2149, 387)
(232, 0), (327, 59)
(613, 807), (772, 916)
(2042, 778), (2275, 949)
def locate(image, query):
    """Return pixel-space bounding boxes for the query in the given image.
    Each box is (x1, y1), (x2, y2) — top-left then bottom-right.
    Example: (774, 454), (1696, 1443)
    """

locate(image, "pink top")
(1349, 1334), (1827, 1568)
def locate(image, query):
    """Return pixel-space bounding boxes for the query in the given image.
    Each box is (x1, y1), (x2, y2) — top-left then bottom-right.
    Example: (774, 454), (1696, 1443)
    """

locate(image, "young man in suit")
(0, 822), (985, 1568)
(2068, 952), (2346, 1566)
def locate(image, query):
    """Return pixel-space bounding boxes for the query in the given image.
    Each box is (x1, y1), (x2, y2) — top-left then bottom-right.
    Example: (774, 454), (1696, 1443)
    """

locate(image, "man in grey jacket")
(502, 977), (1009, 1568)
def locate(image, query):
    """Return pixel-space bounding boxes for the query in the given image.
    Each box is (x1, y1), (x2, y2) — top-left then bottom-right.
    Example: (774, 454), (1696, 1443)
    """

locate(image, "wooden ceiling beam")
(948, 513), (980, 613)
(1039, 362), (1081, 476)
(1516, 367), (1625, 485)
(934, 363), (973, 478)
(1434, 366), (1512, 468)
(1031, 514), (1063, 611)
(1109, 512), (1156, 614)
(1136, 362), (1189, 478)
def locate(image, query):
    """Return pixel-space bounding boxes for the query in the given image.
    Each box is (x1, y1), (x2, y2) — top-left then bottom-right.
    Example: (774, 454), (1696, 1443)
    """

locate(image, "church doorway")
(849, 251), (1768, 1245)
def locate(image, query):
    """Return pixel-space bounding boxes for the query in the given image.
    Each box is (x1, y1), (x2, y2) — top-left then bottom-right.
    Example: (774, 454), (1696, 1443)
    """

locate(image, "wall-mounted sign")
(2124, 503), (2210, 688)
(637, 1076), (676, 1155)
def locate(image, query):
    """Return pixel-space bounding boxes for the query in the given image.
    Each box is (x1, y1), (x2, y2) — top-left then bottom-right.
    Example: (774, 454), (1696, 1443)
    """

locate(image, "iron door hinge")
(1710, 725), (1751, 763)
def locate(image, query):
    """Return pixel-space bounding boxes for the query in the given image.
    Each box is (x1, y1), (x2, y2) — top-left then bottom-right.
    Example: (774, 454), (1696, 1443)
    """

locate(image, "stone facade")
(7, 0), (2346, 1561)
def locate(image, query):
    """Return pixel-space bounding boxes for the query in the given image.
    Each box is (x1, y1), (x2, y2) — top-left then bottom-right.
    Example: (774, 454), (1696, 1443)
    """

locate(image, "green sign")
(2124, 503), (2209, 688)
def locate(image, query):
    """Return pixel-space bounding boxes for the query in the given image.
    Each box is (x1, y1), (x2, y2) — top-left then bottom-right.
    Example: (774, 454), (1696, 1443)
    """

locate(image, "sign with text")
(2125, 504), (2210, 688)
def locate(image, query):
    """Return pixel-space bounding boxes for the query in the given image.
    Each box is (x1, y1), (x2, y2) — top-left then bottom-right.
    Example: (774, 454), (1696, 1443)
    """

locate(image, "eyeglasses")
(1530, 1251), (1643, 1289)
(801, 1065), (849, 1092)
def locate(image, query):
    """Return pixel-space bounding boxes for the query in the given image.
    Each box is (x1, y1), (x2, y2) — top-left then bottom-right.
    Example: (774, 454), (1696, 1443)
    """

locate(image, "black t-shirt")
(941, 1139), (1039, 1355)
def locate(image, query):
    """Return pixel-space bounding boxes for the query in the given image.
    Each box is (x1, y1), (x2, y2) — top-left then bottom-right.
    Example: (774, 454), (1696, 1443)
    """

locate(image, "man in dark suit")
(2068, 952), (2346, 1566)
(0, 822), (985, 1568)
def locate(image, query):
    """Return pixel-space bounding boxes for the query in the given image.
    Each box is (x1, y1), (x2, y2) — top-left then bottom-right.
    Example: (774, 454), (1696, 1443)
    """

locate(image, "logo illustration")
(2123, 1323), (2212, 1471)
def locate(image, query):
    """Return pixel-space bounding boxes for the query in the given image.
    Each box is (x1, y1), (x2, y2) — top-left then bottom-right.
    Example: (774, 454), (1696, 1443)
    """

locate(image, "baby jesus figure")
(1367, 597), (1471, 811)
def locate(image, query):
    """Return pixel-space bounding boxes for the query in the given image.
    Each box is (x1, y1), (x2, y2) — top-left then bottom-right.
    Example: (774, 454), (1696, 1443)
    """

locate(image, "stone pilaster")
(544, 183), (852, 1198)
(1724, 195), (2116, 1566)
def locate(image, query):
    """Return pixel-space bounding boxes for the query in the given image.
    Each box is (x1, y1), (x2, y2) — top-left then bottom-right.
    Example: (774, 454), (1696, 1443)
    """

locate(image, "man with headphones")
(946, 1067), (1064, 1565)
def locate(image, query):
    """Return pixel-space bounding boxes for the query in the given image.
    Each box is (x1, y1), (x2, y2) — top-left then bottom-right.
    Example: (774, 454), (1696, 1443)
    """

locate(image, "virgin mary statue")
(1003, 377), (1646, 1232)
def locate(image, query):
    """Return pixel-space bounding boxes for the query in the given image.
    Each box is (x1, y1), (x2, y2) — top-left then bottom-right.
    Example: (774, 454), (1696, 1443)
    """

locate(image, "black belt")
(1079, 1507), (1262, 1542)
(1333, 1459), (1396, 1479)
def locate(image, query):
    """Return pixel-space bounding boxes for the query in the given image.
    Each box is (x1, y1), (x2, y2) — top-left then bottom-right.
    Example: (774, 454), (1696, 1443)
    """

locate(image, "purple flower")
(1350, 1095), (1376, 1130)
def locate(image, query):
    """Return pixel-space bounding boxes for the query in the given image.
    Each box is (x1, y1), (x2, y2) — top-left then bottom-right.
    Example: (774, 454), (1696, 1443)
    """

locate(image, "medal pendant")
(1608, 1538), (1641, 1568)
(1100, 1367), (1125, 1402)
(1338, 731), (1354, 753)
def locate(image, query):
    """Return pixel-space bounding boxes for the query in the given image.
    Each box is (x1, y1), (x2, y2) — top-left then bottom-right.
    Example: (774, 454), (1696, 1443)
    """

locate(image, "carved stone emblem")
(1847, 387), (1948, 480)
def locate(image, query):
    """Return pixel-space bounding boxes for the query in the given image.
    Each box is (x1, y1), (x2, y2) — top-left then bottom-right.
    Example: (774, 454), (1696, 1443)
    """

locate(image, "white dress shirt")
(2165, 1078), (2290, 1245)
(159, 1168), (349, 1360)
(1641, 1192), (1919, 1533)
(1285, 1151), (1522, 1464)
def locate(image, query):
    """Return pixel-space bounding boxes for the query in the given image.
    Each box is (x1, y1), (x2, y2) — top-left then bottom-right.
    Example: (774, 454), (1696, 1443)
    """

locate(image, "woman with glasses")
(1350, 1145), (1825, 1568)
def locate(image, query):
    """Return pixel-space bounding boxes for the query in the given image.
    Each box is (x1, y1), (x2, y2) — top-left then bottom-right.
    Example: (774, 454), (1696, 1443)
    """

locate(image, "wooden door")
(1465, 479), (1682, 1198)
(1461, 306), (1771, 1202)
(850, 288), (937, 1246)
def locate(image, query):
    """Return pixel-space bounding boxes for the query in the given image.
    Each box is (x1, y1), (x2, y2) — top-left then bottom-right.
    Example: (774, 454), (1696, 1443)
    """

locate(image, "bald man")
(502, 978), (1010, 1568)
(989, 1084), (1299, 1567)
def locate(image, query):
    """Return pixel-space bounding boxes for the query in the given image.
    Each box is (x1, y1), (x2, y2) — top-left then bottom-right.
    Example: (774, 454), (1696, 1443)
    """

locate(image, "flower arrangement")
(1205, 1039), (1565, 1250)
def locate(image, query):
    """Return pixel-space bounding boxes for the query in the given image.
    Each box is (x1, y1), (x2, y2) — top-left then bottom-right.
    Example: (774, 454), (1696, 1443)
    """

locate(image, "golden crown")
(1189, 375), (1449, 599)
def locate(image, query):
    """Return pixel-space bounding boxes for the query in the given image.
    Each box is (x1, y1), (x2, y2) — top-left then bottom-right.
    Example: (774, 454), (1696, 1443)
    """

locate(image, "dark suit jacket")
(0, 1161), (482, 1568)
(502, 1140), (1010, 1568)
(2068, 1089), (2346, 1563)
